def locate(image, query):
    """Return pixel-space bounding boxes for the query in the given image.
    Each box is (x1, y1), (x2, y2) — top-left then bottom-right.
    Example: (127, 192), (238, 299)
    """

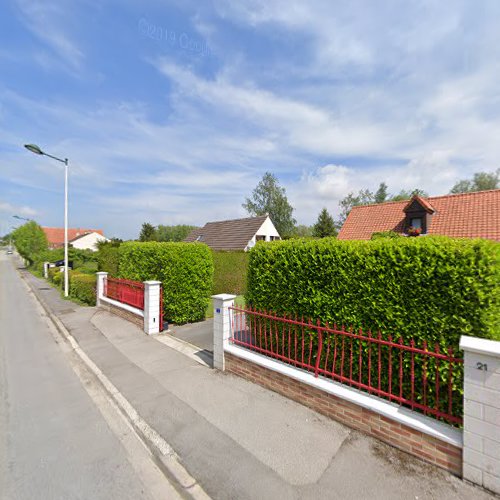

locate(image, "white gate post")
(43, 262), (49, 279)
(144, 280), (162, 335)
(212, 294), (236, 371)
(460, 335), (500, 495)
(96, 272), (108, 307)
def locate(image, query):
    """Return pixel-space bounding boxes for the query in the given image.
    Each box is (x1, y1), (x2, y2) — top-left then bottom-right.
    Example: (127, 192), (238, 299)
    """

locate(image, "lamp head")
(24, 144), (44, 155)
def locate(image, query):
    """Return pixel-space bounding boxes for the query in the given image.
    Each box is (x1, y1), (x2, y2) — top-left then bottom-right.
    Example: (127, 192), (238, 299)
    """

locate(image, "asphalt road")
(0, 252), (180, 500)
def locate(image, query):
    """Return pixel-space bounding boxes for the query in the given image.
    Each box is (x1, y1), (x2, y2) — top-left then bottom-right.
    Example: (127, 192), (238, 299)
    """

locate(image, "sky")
(1, 0), (500, 239)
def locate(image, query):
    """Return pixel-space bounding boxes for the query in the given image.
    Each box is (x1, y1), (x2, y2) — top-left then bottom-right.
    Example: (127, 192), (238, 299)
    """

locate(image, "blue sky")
(1, 0), (500, 239)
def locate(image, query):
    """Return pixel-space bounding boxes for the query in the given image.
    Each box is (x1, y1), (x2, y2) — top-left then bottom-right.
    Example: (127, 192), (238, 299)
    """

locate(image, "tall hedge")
(96, 245), (120, 275)
(69, 272), (96, 305)
(246, 237), (499, 423)
(118, 242), (214, 324)
(212, 251), (249, 295)
(246, 237), (500, 344)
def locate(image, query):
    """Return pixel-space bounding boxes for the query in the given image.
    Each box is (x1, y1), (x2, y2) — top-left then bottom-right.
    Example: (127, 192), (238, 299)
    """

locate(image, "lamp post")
(24, 144), (69, 297)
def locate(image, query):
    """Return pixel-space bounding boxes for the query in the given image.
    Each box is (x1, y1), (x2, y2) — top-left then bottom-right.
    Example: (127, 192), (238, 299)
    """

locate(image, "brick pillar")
(96, 272), (108, 307)
(460, 335), (500, 495)
(144, 281), (162, 335)
(212, 294), (236, 371)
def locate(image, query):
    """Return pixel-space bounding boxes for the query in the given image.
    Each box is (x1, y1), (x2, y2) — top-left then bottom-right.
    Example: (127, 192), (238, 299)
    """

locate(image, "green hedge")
(247, 237), (499, 343)
(48, 268), (63, 288)
(69, 272), (96, 305)
(246, 237), (500, 423)
(212, 251), (249, 295)
(96, 245), (120, 275)
(119, 242), (214, 324)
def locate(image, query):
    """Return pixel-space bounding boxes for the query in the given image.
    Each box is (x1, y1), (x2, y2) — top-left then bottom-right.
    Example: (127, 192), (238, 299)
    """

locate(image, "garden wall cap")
(460, 335), (500, 357)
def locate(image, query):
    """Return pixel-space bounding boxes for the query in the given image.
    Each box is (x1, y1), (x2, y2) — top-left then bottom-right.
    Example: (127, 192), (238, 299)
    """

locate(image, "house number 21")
(476, 362), (488, 371)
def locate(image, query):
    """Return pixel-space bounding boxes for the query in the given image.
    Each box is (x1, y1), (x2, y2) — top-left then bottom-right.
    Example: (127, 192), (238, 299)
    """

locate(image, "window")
(410, 217), (422, 229)
(255, 235), (266, 241)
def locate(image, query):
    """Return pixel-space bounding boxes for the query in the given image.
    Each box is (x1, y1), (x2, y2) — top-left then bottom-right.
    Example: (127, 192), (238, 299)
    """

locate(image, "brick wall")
(226, 352), (462, 476)
(100, 302), (143, 329)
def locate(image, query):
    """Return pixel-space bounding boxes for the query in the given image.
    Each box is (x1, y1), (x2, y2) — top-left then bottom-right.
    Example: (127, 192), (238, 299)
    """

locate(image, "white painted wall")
(245, 216), (281, 251)
(71, 232), (109, 251)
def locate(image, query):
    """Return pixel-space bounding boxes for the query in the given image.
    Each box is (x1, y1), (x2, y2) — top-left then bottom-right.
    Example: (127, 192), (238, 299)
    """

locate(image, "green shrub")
(69, 272), (96, 305)
(212, 251), (249, 295)
(49, 268), (63, 288)
(96, 244), (120, 275)
(371, 230), (402, 240)
(119, 242), (214, 324)
(246, 237), (500, 423)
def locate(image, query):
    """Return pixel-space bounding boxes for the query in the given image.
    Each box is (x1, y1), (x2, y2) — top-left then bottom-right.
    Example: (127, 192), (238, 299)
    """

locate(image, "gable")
(184, 215), (276, 250)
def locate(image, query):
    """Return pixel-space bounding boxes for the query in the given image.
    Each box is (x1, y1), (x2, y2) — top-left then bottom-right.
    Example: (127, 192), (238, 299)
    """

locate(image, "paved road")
(0, 252), (180, 500)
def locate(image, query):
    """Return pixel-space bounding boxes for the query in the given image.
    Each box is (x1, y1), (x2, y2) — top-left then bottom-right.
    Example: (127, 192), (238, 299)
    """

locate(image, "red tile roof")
(42, 227), (104, 248)
(338, 189), (500, 241)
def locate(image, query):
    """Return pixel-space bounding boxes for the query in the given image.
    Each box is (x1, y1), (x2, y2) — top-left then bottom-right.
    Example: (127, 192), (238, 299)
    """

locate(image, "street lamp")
(24, 143), (69, 297)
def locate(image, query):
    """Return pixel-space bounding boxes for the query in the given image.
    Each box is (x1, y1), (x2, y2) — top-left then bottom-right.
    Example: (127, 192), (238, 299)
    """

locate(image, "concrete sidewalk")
(21, 270), (494, 500)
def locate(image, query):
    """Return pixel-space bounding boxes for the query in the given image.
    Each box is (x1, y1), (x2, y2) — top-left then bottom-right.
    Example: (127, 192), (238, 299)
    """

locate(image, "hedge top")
(246, 236), (500, 344)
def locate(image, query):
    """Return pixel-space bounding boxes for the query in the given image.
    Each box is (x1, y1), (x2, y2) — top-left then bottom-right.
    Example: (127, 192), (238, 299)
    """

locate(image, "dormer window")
(410, 217), (422, 230)
(403, 196), (435, 235)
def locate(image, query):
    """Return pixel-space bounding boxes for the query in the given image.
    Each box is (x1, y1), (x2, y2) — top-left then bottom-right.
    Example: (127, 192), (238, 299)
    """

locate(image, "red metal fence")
(104, 277), (145, 310)
(229, 306), (463, 426)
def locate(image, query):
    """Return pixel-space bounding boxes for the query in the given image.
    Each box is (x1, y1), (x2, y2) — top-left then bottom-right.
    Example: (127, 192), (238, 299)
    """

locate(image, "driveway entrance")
(168, 319), (213, 351)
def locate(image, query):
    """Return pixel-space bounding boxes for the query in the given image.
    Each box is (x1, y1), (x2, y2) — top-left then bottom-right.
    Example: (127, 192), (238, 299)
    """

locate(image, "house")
(338, 189), (500, 241)
(42, 227), (107, 250)
(184, 215), (281, 251)
(69, 231), (110, 251)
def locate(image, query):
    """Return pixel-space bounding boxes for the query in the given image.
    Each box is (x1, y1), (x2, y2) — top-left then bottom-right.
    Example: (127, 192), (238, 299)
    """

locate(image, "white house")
(70, 231), (110, 251)
(184, 215), (281, 251)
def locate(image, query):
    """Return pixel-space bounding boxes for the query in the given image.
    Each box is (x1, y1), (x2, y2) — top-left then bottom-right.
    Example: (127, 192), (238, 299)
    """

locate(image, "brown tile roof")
(338, 189), (500, 241)
(184, 215), (269, 250)
(42, 227), (104, 247)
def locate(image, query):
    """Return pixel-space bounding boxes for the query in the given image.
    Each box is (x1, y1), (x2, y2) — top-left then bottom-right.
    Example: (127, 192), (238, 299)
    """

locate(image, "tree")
(242, 172), (296, 237)
(337, 189), (374, 226)
(374, 182), (389, 203)
(139, 222), (157, 241)
(390, 188), (428, 202)
(450, 169), (499, 193)
(156, 224), (197, 242)
(289, 225), (313, 238)
(11, 221), (48, 265)
(312, 208), (337, 238)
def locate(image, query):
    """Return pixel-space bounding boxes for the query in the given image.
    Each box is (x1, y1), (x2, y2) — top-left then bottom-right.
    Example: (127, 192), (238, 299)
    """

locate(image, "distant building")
(184, 215), (281, 251)
(338, 190), (500, 241)
(42, 227), (107, 250)
(70, 231), (109, 251)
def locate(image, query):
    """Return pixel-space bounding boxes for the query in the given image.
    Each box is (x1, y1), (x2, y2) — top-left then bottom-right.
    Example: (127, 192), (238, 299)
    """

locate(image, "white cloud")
(291, 151), (461, 223)
(0, 201), (37, 217)
(15, 0), (84, 71)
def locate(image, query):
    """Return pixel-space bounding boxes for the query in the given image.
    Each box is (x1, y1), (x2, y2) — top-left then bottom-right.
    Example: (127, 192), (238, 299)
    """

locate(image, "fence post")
(212, 294), (236, 371)
(96, 272), (108, 307)
(144, 281), (162, 335)
(43, 262), (49, 279)
(460, 335), (500, 495)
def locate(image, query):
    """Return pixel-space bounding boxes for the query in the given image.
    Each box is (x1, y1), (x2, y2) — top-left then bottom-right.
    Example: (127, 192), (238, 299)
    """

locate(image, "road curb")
(19, 270), (211, 500)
